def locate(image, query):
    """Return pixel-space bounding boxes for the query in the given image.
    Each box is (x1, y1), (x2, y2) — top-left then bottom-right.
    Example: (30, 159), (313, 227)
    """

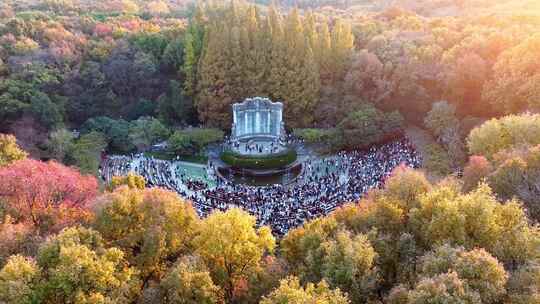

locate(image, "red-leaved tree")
(462, 155), (493, 192)
(0, 159), (98, 235)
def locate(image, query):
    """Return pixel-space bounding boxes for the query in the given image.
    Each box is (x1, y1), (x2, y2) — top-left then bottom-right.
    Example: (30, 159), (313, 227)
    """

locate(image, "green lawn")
(174, 162), (216, 187)
(144, 151), (208, 164)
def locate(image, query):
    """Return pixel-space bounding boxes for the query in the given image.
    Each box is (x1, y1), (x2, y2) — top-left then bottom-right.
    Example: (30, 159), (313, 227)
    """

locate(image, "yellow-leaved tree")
(0, 134), (26, 167)
(93, 187), (200, 282)
(194, 208), (275, 303)
(261, 276), (350, 304)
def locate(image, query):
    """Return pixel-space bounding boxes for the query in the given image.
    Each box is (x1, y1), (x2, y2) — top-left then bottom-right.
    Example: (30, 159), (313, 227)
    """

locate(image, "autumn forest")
(0, 0), (540, 303)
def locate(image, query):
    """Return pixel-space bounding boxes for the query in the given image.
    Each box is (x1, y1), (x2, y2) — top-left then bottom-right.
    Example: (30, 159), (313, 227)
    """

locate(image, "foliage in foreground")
(0, 226), (139, 304)
(93, 187), (200, 282)
(282, 166), (539, 303)
(0, 161), (539, 303)
(260, 276), (350, 304)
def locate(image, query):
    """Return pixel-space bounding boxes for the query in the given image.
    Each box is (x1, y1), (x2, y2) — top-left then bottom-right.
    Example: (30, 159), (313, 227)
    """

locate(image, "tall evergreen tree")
(158, 80), (194, 126)
(228, 25), (246, 100)
(330, 18), (354, 82)
(197, 24), (234, 129)
(317, 20), (332, 83)
(183, 4), (205, 98)
(304, 12), (319, 54)
(193, 2), (345, 128)
(242, 5), (267, 97)
(267, 5), (288, 106)
(278, 9), (320, 127)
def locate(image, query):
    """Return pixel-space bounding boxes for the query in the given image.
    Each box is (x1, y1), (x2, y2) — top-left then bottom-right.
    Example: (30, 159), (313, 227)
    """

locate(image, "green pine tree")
(280, 9), (320, 127)
(182, 5), (205, 98)
(242, 5), (267, 97)
(197, 24), (234, 129)
(330, 18), (354, 82)
(267, 5), (288, 106)
(317, 20), (332, 83)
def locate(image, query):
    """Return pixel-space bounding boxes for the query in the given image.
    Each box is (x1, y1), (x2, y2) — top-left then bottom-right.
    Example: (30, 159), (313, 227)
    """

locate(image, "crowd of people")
(100, 138), (421, 235)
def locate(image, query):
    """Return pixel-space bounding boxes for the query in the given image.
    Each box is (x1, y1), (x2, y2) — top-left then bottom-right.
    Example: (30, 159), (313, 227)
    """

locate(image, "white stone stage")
(229, 97), (288, 156)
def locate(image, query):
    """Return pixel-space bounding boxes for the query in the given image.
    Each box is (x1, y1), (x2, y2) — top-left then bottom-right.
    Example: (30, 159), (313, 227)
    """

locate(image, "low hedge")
(221, 149), (297, 170)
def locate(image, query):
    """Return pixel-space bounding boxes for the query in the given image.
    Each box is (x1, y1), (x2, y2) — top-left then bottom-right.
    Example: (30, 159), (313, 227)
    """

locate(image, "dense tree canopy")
(0, 159), (98, 235)
(483, 34), (540, 114)
(0, 226), (139, 304)
(93, 186), (199, 282)
(338, 102), (403, 149)
(160, 255), (221, 304)
(0, 134), (26, 167)
(0, 144), (538, 304)
(462, 144), (540, 222)
(195, 4), (353, 128)
(467, 114), (540, 159)
(194, 208), (275, 303)
(1, 1), (540, 304)
(168, 128), (224, 156)
(0, 255), (39, 304)
(260, 276), (350, 304)
(107, 172), (146, 191)
(0, 0), (538, 163)
(45, 128), (74, 162)
(66, 131), (107, 174)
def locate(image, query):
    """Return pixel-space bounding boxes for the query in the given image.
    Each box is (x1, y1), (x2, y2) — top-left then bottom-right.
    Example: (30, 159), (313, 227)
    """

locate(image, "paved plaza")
(229, 138), (288, 156)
